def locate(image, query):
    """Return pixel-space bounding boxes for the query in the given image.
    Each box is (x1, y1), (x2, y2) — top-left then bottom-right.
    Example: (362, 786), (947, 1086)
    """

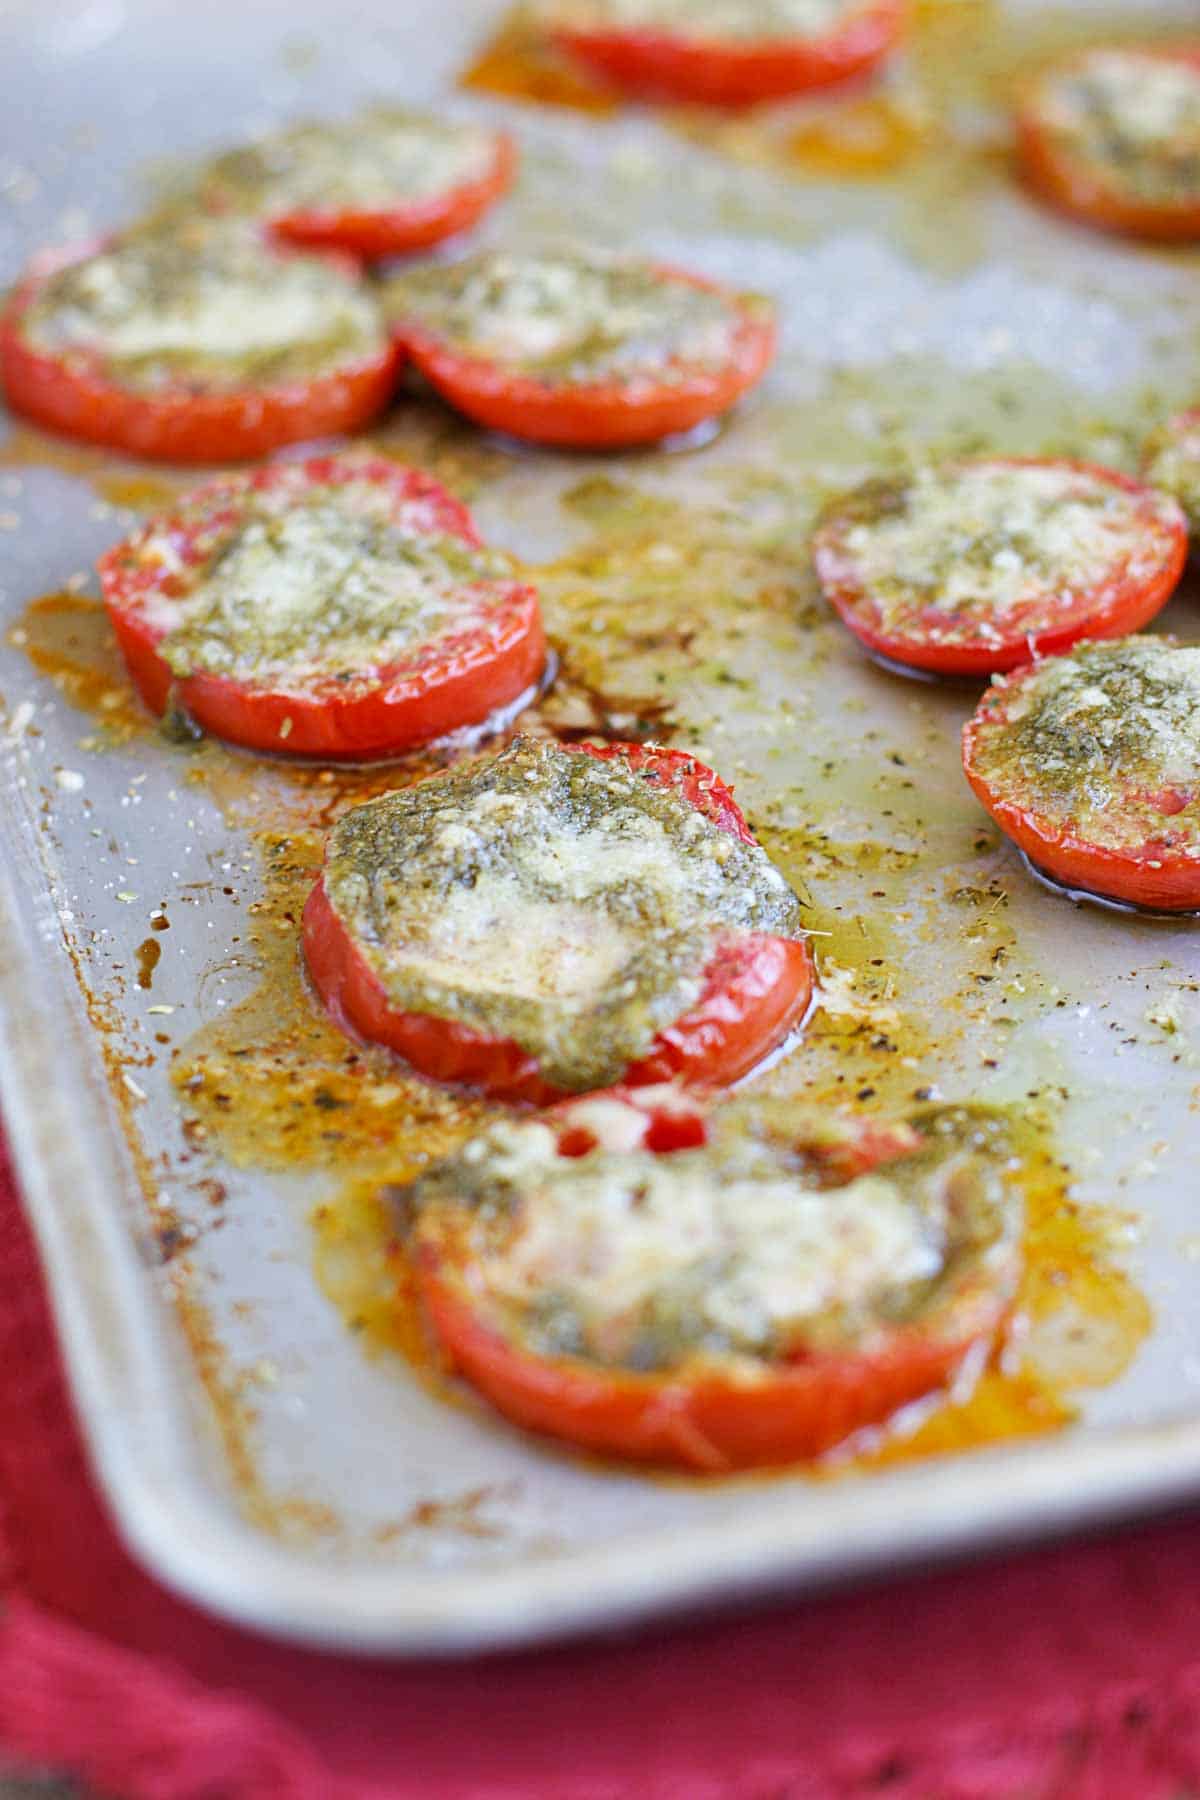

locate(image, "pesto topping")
(118, 464), (507, 692)
(816, 461), (1175, 646)
(198, 108), (500, 216)
(23, 220), (385, 392)
(1036, 49), (1200, 205)
(385, 249), (759, 387)
(972, 637), (1200, 853)
(323, 736), (803, 1091)
(1146, 414), (1200, 536)
(546, 0), (856, 45)
(407, 1100), (1020, 1369)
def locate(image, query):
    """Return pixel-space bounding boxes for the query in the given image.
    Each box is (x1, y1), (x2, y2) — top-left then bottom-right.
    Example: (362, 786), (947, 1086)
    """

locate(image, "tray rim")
(3, 774), (1200, 1656)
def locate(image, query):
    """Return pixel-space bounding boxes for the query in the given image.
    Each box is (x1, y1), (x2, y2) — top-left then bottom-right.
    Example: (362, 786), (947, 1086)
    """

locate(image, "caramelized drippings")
(95, 474), (188, 514)
(785, 97), (932, 179)
(134, 937), (161, 990)
(171, 832), (496, 1176)
(459, 16), (619, 113)
(8, 593), (148, 746)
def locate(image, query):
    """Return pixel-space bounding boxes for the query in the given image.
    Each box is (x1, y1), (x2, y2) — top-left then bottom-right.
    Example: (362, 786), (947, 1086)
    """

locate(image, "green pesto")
(324, 735), (803, 1092)
(24, 221), (384, 393)
(975, 638), (1200, 848)
(383, 249), (765, 387)
(403, 1101), (1020, 1369)
(151, 486), (504, 688)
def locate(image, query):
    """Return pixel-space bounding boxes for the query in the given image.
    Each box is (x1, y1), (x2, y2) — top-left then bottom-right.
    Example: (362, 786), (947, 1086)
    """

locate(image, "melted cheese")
(546, 0), (854, 45)
(490, 1151), (942, 1350)
(25, 221), (383, 390)
(1038, 50), (1200, 202)
(201, 108), (499, 214)
(824, 461), (1172, 641)
(398, 883), (636, 1003)
(126, 464), (503, 691)
(325, 737), (803, 1091)
(386, 249), (748, 384)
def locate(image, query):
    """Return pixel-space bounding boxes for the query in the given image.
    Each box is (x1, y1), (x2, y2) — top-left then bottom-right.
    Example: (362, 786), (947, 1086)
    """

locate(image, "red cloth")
(0, 1136), (1199, 1800)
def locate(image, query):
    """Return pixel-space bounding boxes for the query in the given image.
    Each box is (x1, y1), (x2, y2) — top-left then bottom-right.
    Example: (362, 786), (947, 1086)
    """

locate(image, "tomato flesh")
(553, 0), (905, 107)
(302, 742), (813, 1100)
(98, 455), (545, 759)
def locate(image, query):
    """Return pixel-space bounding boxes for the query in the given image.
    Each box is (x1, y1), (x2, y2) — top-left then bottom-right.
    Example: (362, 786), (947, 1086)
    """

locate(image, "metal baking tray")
(3, 0), (1200, 1654)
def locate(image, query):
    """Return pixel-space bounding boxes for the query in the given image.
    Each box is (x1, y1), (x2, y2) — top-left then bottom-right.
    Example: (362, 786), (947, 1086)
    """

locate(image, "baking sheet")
(2, 0), (1200, 1653)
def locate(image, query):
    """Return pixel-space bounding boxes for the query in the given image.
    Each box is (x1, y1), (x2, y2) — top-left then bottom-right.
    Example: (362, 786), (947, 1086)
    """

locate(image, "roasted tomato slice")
(813, 457), (1186, 678)
(402, 1094), (1020, 1471)
(384, 248), (775, 448)
(1145, 408), (1200, 541)
(195, 108), (516, 260)
(0, 221), (400, 464)
(302, 735), (813, 1100)
(97, 453), (545, 760)
(547, 0), (905, 108)
(1016, 45), (1200, 240)
(963, 636), (1200, 912)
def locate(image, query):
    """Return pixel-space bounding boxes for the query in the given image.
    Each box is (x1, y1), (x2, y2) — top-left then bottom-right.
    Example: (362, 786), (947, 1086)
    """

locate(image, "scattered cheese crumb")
(1147, 994), (1184, 1036)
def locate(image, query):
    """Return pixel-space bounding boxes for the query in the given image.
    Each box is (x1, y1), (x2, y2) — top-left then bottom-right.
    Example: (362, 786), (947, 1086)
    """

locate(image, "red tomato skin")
(815, 458), (1188, 678)
(302, 742), (813, 1099)
(550, 1084), (919, 1166)
(1017, 49), (1200, 242)
(0, 246), (401, 464)
(553, 0), (905, 107)
(962, 670), (1200, 912)
(621, 931), (813, 1088)
(392, 269), (776, 449)
(98, 456), (545, 758)
(416, 1239), (1005, 1472)
(266, 135), (517, 260)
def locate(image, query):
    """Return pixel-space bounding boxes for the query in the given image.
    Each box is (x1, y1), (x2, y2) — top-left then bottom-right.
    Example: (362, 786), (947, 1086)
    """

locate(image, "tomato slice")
(201, 120), (517, 260)
(1017, 46), (1200, 241)
(271, 135), (515, 259)
(0, 235), (400, 464)
(551, 0), (905, 108)
(386, 251), (776, 449)
(302, 740), (814, 1100)
(98, 453), (546, 759)
(407, 1095), (1018, 1470)
(962, 636), (1200, 912)
(813, 457), (1187, 678)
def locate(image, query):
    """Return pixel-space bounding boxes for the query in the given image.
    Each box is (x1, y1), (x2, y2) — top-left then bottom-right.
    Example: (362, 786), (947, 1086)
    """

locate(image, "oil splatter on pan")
(1, 0), (1200, 1652)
